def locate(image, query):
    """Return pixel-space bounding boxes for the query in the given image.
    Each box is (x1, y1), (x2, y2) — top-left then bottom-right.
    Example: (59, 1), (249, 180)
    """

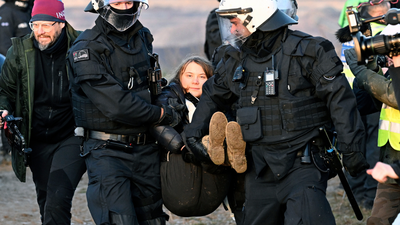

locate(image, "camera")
(346, 6), (400, 64)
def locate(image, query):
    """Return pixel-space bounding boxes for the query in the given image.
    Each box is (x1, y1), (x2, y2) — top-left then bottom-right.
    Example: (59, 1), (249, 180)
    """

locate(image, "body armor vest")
(236, 31), (331, 144)
(71, 28), (153, 134)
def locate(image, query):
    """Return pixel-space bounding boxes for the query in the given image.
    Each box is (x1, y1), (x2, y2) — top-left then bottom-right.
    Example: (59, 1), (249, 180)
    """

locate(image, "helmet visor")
(217, 12), (252, 50)
(277, 0), (297, 20)
(99, 2), (144, 32)
(101, 0), (148, 9)
(279, 8), (297, 20)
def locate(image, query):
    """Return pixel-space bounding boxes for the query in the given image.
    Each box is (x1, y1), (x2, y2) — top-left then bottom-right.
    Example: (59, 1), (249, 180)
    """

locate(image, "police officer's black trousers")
(242, 154), (336, 225)
(83, 140), (167, 225)
(28, 135), (86, 225)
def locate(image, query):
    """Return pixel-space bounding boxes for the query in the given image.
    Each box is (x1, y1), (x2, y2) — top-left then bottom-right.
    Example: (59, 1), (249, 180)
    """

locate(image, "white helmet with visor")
(216, 0), (297, 49)
(85, 0), (149, 32)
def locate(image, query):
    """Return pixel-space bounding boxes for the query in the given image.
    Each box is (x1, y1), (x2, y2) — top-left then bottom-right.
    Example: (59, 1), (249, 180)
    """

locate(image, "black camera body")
(346, 6), (400, 64)
(2, 114), (32, 166)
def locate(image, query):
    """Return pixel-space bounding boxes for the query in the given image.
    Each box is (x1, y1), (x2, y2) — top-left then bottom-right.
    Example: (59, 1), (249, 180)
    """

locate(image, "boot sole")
(226, 122), (247, 173)
(208, 112), (228, 165)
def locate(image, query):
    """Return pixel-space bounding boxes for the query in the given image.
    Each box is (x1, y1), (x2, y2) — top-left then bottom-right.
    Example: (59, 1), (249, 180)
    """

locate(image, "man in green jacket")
(0, 0), (86, 224)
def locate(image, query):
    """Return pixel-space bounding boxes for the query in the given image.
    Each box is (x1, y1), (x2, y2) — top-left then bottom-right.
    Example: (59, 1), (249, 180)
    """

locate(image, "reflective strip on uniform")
(379, 120), (389, 131)
(390, 123), (400, 134)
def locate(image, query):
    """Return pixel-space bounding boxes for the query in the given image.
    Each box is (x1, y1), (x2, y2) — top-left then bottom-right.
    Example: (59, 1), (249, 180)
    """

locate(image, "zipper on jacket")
(51, 55), (55, 105)
(59, 71), (63, 101)
(45, 107), (53, 137)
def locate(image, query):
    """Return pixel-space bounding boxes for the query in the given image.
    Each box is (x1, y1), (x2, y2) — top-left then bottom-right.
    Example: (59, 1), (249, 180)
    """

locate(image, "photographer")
(338, 1), (392, 210)
(345, 23), (400, 224)
(365, 44), (400, 186)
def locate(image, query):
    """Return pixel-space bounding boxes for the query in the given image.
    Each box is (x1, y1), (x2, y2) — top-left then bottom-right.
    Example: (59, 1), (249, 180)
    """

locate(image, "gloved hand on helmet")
(342, 151), (370, 177)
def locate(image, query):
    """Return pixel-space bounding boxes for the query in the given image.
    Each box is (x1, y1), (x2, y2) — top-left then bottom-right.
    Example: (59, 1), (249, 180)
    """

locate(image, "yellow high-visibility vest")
(378, 104), (400, 150)
(370, 22), (386, 36)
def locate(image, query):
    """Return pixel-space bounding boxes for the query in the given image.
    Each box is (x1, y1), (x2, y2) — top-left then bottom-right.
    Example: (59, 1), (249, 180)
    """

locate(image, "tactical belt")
(89, 130), (153, 145)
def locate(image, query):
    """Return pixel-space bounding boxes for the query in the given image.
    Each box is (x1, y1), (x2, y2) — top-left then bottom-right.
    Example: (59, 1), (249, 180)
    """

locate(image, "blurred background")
(60, 0), (346, 78)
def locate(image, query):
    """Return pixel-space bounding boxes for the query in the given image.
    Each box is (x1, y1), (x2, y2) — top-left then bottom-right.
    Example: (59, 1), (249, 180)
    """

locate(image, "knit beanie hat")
(31, 0), (65, 22)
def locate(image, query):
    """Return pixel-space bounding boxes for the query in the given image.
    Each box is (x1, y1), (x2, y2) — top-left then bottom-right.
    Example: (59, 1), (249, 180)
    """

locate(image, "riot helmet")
(85, 0), (149, 32)
(277, 0), (298, 21)
(216, 0), (297, 50)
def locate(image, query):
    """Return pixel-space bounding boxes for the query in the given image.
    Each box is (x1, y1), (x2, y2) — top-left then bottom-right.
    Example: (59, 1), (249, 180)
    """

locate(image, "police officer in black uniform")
(67, 0), (179, 224)
(204, 0), (221, 61)
(184, 0), (369, 224)
(0, 0), (33, 55)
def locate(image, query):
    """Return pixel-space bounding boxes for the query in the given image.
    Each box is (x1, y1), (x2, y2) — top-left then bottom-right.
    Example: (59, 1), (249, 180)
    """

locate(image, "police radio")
(264, 55), (279, 96)
(148, 53), (167, 97)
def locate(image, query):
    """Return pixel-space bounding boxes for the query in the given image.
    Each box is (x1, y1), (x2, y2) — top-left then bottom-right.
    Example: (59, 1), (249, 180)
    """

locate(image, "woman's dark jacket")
(151, 82), (187, 152)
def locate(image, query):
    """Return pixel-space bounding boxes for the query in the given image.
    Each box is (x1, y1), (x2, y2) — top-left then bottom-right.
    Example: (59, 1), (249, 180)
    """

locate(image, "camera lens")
(355, 33), (400, 63)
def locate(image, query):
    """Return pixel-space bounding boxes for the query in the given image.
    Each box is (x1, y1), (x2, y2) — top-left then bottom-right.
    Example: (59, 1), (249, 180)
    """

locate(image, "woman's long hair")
(170, 56), (214, 90)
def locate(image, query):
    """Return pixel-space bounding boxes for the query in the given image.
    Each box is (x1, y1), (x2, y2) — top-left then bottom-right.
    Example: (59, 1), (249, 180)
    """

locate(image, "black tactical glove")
(167, 98), (186, 111)
(342, 151), (370, 177)
(181, 147), (201, 165)
(184, 136), (212, 163)
(156, 98), (186, 127)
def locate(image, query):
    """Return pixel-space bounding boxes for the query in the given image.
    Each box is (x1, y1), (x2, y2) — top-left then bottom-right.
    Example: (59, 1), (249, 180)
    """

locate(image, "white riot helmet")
(277, 0), (298, 21)
(216, 0), (298, 49)
(85, 0), (149, 32)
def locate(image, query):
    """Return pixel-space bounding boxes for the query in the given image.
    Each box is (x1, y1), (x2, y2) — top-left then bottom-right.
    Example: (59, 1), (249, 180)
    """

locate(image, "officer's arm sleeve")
(312, 39), (365, 154)
(69, 48), (161, 126)
(318, 74), (366, 153)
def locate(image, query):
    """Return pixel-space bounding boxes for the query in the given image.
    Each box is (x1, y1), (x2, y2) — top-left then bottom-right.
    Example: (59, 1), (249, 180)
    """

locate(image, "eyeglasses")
(29, 22), (57, 32)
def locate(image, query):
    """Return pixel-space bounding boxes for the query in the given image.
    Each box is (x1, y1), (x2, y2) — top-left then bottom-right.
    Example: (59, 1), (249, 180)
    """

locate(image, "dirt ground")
(0, 159), (372, 225)
(0, 0), (378, 224)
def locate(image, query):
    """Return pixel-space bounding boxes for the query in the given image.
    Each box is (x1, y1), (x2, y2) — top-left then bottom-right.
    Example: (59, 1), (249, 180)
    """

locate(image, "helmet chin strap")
(242, 15), (253, 27)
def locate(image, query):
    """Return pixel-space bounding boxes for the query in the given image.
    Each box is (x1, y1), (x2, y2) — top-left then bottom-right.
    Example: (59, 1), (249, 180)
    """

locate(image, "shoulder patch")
(73, 49), (89, 62)
(319, 40), (334, 52)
